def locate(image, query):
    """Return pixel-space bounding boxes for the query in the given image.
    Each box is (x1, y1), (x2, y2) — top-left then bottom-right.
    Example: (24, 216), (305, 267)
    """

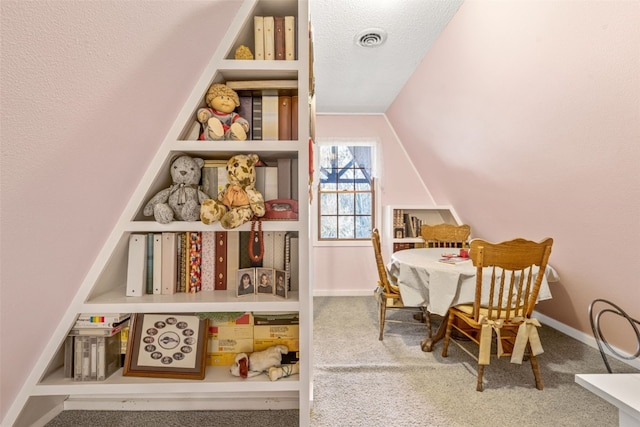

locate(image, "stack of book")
(65, 313), (130, 381)
(126, 231), (299, 296)
(253, 16), (296, 61)
(228, 85), (298, 142)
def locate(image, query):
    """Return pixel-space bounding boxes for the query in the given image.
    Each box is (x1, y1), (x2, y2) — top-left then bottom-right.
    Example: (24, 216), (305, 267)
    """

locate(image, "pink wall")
(387, 1), (640, 337)
(2, 0), (639, 423)
(0, 1), (240, 421)
(312, 114), (434, 296)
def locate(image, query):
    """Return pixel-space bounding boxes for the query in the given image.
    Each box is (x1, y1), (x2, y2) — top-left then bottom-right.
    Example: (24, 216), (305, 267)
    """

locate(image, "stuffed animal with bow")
(230, 345), (298, 381)
(200, 153), (265, 229)
(143, 155), (210, 224)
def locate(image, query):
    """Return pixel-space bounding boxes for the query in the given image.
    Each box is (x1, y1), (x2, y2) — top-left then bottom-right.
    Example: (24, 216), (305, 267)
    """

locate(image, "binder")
(125, 234), (147, 297)
(161, 232), (178, 294)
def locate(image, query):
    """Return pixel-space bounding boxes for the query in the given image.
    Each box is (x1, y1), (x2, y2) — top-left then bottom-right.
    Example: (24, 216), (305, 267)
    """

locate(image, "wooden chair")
(372, 228), (429, 340)
(420, 223), (471, 248)
(589, 299), (640, 373)
(441, 237), (553, 391)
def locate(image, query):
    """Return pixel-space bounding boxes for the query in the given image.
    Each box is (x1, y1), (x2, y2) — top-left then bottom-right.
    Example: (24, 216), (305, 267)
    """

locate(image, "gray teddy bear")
(143, 155), (210, 224)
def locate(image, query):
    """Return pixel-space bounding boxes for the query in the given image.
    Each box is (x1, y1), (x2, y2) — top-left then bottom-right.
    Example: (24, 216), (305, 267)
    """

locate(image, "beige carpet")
(47, 296), (637, 426)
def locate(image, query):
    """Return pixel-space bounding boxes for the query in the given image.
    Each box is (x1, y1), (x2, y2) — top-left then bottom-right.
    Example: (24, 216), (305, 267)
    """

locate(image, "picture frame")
(256, 268), (275, 295)
(123, 313), (208, 380)
(236, 268), (256, 297)
(275, 269), (288, 299)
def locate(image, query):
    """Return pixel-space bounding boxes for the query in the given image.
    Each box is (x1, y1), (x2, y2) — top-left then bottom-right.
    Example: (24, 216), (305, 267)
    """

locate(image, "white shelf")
(84, 289), (301, 312)
(4, 1), (312, 426)
(36, 366), (300, 396)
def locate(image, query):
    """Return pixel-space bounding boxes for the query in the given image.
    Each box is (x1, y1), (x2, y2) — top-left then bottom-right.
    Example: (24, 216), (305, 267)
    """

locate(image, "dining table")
(388, 247), (560, 352)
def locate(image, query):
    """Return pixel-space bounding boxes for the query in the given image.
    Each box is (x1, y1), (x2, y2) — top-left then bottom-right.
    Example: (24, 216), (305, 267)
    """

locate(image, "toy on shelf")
(197, 83), (249, 141)
(200, 153), (265, 229)
(143, 155), (209, 224)
(230, 345), (298, 381)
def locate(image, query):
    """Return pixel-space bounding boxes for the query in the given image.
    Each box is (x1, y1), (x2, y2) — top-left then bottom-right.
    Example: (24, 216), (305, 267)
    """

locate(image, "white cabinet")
(5, 1), (312, 426)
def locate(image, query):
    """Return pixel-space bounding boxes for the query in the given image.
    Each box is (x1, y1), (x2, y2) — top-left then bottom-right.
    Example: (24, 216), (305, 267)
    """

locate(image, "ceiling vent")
(355, 28), (387, 48)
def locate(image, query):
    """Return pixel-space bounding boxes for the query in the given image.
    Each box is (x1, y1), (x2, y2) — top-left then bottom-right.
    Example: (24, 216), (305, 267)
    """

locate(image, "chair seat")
(452, 304), (523, 321)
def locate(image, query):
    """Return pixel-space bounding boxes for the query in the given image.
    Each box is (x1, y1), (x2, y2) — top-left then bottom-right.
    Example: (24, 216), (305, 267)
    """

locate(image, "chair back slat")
(421, 224), (471, 248)
(371, 228), (399, 295)
(470, 238), (553, 322)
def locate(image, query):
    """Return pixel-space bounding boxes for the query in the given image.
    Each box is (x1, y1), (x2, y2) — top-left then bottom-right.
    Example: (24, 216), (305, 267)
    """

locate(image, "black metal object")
(588, 298), (640, 373)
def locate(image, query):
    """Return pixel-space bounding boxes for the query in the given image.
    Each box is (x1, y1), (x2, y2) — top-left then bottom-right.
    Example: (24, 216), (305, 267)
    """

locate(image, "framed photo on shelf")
(123, 313), (208, 380)
(237, 268), (256, 297)
(275, 269), (288, 299)
(256, 268), (275, 295)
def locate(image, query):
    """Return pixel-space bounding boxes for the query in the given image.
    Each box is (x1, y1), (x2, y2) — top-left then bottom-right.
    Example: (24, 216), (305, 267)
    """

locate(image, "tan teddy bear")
(200, 153), (265, 229)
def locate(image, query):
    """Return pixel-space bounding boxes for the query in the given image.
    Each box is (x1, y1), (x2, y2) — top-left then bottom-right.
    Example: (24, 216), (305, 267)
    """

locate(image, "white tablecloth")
(388, 248), (559, 317)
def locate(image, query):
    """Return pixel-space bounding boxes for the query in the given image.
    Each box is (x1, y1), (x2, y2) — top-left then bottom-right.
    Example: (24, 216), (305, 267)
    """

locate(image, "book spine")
(188, 231), (202, 293)
(254, 16), (264, 60)
(284, 16), (295, 60)
(201, 165), (219, 199)
(64, 335), (74, 378)
(291, 158), (299, 200)
(238, 94), (253, 140)
(262, 94), (279, 140)
(273, 231), (286, 271)
(252, 96), (262, 140)
(200, 231), (216, 291)
(146, 233), (154, 294)
(277, 158), (292, 199)
(263, 16), (275, 60)
(96, 337), (105, 381)
(274, 16), (285, 60)
(278, 95), (292, 140)
(226, 231), (240, 290)
(214, 232), (228, 290)
(125, 234), (147, 297)
(76, 314), (130, 323)
(179, 232), (188, 293)
(161, 232), (177, 294)
(81, 336), (90, 381)
(74, 336), (83, 381)
(291, 95), (298, 140)
(153, 233), (162, 294)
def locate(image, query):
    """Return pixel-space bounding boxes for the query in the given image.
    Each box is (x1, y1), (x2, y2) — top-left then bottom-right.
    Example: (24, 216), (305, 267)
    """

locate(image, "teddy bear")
(200, 153), (265, 229)
(143, 155), (210, 224)
(230, 345), (299, 381)
(197, 83), (249, 141)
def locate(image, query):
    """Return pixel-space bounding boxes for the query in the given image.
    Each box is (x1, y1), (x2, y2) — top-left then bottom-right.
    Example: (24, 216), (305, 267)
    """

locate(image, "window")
(317, 141), (376, 240)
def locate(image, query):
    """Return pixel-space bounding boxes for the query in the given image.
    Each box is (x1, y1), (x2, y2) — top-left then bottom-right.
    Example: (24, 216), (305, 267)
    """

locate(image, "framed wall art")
(123, 313), (208, 380)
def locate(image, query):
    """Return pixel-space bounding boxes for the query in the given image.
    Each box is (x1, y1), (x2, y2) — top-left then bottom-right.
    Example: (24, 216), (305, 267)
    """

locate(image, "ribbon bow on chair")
(511, 317), (544, 364)
(478, 315), (505, 365)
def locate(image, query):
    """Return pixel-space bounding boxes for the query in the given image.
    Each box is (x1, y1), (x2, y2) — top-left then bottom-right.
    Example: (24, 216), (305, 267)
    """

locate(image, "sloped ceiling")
(310, 0), (464, 113)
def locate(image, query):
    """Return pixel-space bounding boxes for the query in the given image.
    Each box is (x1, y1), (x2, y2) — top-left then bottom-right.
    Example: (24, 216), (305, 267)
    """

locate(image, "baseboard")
(313, 289), (373, 297)
(534, 310), (640, 371)
(62, 392), (299, 411)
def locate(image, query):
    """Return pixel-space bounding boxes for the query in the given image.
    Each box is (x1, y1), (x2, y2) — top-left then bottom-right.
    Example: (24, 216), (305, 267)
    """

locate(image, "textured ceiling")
(310, 0), (464, 114)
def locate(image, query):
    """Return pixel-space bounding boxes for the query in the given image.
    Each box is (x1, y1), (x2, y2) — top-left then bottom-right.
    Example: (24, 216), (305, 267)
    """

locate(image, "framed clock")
(123, 313), (208, 380)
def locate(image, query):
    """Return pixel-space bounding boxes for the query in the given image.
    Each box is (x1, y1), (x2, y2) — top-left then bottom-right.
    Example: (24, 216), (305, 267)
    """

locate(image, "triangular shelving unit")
(3, 0), (312, 425)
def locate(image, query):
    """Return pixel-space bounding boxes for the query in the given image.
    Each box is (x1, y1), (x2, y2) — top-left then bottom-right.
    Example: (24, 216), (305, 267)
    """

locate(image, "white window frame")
(311, 138), (381, 247)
